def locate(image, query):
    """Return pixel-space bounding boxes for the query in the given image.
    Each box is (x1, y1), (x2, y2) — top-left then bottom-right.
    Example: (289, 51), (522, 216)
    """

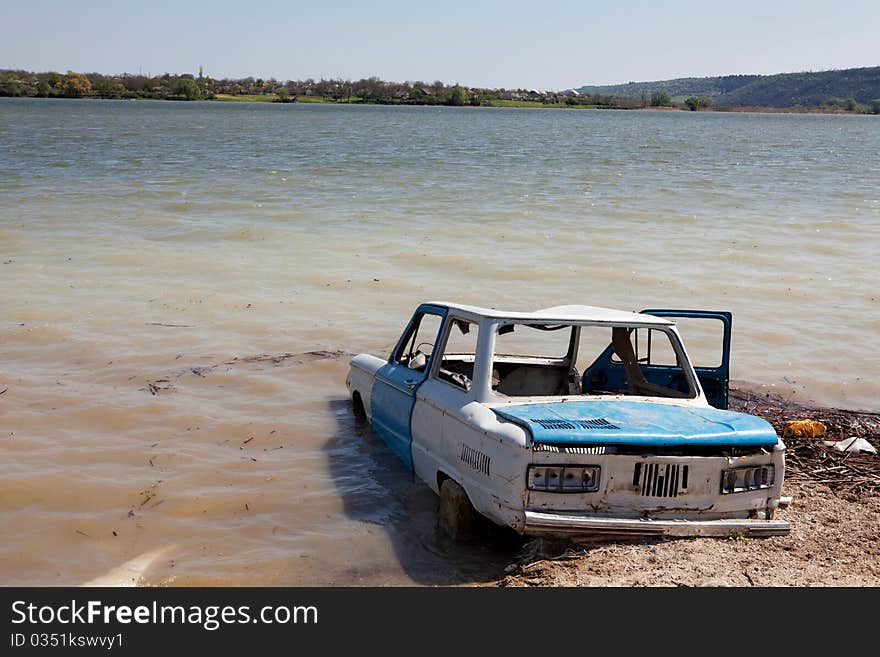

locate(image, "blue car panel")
(370, 304), (447, 470)
(494, 400), (778, 447)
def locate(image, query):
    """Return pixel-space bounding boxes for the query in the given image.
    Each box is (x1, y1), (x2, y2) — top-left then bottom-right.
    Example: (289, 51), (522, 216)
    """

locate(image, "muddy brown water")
(2, 351), (518, 585)
(1, 99), (878, 584)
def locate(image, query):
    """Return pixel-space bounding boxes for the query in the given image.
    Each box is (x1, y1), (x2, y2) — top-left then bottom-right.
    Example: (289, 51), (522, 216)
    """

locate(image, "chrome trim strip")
(524, 510), (790, 537)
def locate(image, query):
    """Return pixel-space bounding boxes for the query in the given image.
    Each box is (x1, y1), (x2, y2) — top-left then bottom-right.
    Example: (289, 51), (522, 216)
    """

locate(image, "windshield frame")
(481, 319), (702, 403)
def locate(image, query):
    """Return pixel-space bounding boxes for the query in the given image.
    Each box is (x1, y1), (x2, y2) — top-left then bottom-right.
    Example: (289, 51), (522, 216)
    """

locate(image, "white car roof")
(426, 302), (674, 325)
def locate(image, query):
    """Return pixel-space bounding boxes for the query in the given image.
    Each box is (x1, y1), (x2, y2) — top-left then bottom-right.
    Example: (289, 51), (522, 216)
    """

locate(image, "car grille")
(633, 462), (689, 498)
(534, 444), (606, 455)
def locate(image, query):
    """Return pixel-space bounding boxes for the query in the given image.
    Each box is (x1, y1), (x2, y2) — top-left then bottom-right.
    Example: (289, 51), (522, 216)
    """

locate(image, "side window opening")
(666, 317), (725, 368)
(598, 327), (693, 398)
(436, 319), (478, 391)
(494, 322), (572, 359)
(394, 312), (443, 372)
(492, 323), (575, 397)
(611, 328), (680, 367)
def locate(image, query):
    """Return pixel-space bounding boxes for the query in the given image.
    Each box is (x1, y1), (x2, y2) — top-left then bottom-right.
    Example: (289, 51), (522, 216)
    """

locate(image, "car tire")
(438, 478), (481, 542)
(351, 392), (366, 421)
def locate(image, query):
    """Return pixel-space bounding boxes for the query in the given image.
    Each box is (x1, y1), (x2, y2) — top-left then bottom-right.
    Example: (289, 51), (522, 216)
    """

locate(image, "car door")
(581, 310), (732, 409)
(371, 304), (447, 469)
(641, 309), (732, 409)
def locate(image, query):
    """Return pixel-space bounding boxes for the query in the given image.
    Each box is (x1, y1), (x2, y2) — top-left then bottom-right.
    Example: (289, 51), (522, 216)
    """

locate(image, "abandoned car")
(346, 302), (790, 538)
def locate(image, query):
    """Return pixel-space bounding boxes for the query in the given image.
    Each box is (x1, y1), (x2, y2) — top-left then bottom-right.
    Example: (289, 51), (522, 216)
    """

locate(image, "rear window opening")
(437, 319), (479, 391)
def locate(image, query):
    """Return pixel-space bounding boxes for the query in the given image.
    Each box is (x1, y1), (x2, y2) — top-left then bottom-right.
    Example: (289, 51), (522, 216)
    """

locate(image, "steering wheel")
(415, 342), (433, 357)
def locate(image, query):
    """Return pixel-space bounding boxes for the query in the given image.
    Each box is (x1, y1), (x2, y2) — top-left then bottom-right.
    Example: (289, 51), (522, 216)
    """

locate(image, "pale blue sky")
(2, 1), (877, 89)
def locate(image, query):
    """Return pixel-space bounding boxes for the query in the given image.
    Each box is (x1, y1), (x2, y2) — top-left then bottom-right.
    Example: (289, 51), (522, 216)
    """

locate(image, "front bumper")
(524, 510), (790, 538)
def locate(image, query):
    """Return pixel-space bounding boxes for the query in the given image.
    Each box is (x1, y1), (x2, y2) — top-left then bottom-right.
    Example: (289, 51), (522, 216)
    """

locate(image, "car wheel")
(351, 392), (366, 420)
(438, 478), (481, 542)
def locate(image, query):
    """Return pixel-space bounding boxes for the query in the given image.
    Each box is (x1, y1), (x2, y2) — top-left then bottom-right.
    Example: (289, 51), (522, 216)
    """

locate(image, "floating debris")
(138, 350), (352, 394)
(827, 437), (878, 455)
(144, 379), (175, 395)
(783, 419), (827, 438)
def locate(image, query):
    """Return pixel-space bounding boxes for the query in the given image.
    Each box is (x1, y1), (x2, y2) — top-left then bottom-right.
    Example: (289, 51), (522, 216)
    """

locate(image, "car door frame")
(370, 304), (448, 469)
(640, 309), (732, 409)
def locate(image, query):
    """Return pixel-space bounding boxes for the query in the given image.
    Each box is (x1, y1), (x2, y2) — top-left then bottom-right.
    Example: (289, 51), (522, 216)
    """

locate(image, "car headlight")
(720, 465), (775, 494)
(528, 465), (600, 493)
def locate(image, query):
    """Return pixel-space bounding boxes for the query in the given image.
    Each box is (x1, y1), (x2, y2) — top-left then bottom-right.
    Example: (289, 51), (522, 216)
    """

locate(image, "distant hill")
(576, 67), (880, 108)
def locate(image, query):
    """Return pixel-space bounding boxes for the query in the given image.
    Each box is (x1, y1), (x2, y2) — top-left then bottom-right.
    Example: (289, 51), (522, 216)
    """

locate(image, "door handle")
(404, 380), (418, 390)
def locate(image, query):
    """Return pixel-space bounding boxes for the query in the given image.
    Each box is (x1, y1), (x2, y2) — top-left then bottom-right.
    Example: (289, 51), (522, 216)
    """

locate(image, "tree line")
(580, 67), (880, 114)
(8, 68), (873, 113)
(0, 68), (630, 108)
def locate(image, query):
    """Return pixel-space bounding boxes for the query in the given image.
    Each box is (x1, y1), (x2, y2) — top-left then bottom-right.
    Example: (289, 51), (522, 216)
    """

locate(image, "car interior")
(434, 319), (694, 399)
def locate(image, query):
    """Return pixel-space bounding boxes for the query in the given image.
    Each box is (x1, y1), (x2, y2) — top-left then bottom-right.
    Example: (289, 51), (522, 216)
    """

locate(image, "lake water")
(1, 98), (877, 585)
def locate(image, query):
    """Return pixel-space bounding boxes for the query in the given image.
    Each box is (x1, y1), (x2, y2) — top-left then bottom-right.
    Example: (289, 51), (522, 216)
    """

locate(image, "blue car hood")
(493, 400), (778, 447)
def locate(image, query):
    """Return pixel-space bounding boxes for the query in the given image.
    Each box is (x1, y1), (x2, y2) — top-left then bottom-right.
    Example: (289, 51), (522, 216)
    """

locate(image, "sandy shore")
(495, 388), (880, 587)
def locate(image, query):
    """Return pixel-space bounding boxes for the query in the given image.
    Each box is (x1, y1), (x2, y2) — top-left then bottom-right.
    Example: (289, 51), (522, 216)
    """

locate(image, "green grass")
(481, 99), (597, 109)
(482, 99), (547, 108)
(212, 93), (345, 104)
(294, 95), (335, 103)
(212, 93), (276, 102)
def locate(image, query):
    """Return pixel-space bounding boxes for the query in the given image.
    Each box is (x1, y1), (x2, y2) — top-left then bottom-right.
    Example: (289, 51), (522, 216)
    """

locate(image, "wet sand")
(497, 480), (880, 587)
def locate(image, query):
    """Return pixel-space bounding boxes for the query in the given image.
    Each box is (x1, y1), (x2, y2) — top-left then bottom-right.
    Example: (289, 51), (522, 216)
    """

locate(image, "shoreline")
(728, 386), (879, 496)
(3, 95), (874, 116)
(635, 105), (871, 115)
